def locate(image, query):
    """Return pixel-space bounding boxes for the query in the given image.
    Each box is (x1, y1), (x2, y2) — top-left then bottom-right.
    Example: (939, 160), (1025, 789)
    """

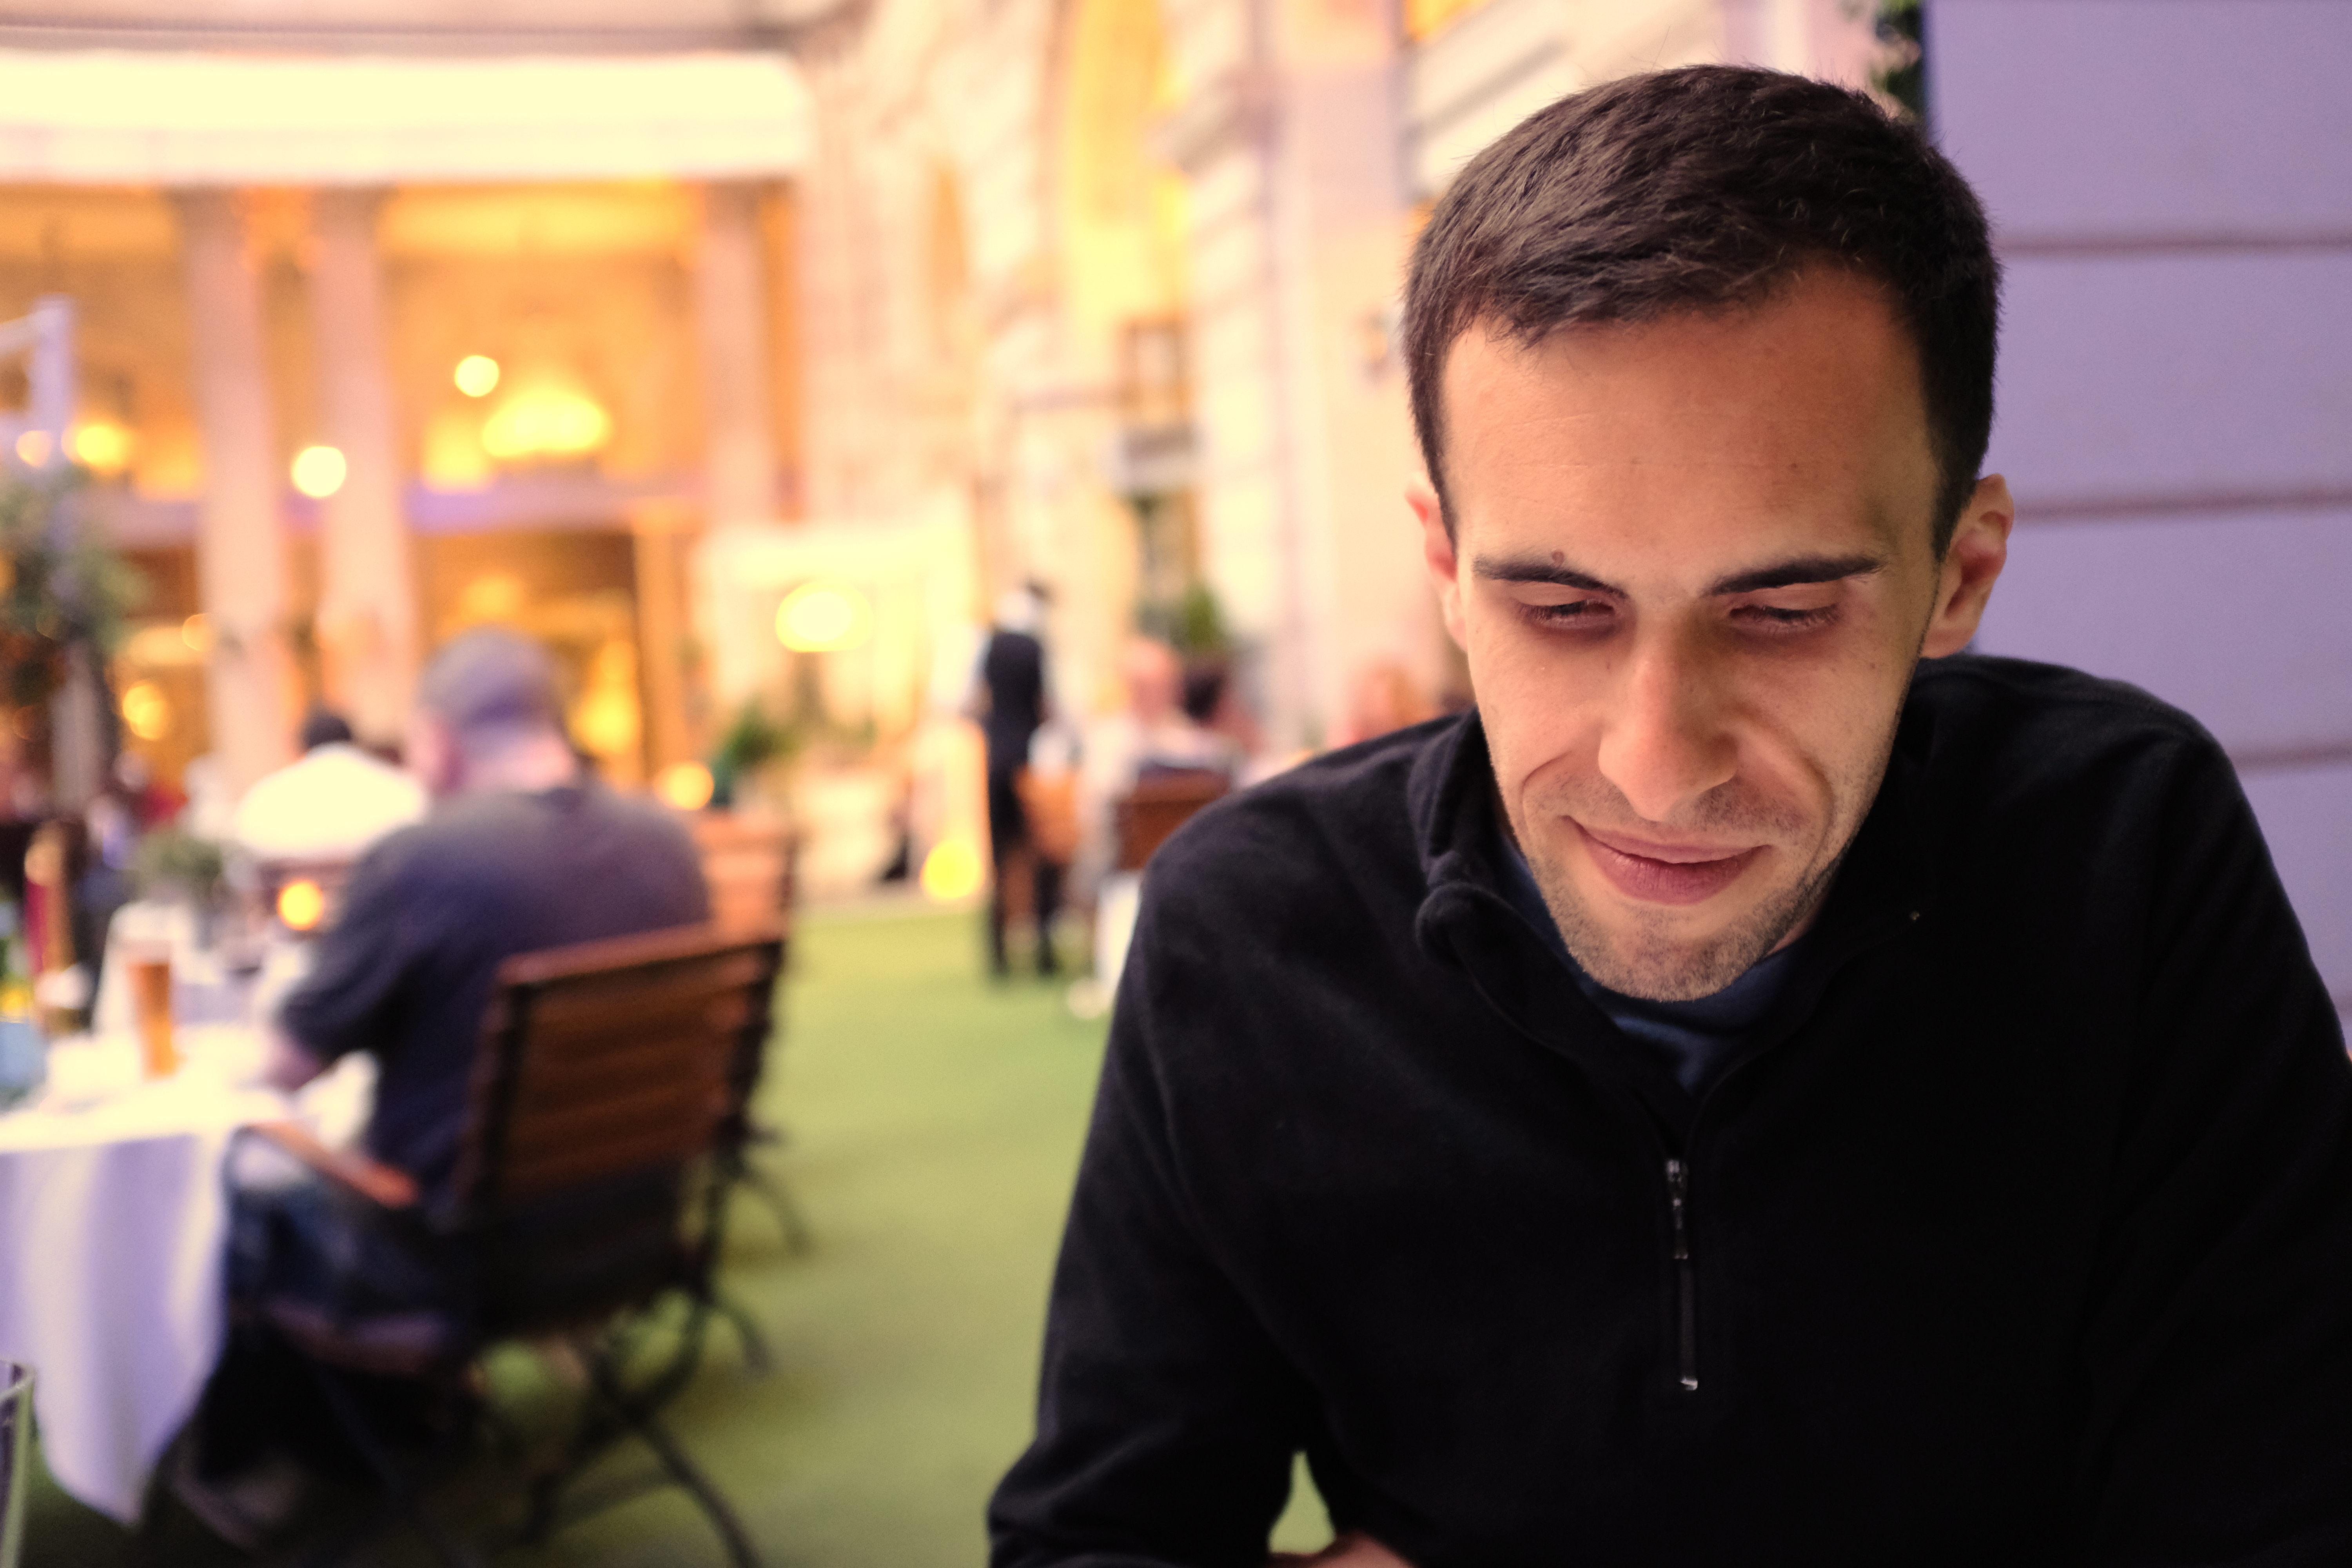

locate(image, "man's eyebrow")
(1706, 553), (1887, 596)
(1470, 554), (1625, 596)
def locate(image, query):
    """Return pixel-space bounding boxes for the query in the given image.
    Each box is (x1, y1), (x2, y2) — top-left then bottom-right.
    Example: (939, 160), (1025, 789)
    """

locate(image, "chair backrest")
(1113, 769), (1229, 872)
(448, 922), (786, 1333)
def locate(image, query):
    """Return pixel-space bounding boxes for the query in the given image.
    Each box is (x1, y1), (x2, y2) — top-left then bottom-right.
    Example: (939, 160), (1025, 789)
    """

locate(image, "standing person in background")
(974, 582), (1062, 978)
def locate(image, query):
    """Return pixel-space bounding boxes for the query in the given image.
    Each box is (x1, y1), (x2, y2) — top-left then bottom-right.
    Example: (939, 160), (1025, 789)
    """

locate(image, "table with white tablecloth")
(0, 1029), (368, 1523)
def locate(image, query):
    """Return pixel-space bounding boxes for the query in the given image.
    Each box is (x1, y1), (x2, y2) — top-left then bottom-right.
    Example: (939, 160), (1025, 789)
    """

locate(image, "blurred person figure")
(1074, 637), (1237, 871)
(1066, 638), (1239, 1013)
(111, 749), (184, 829)
(992, 68), (2352, 1567)
(230, 706), (425, 864)
(974, 582), (1062, 977)
(1330, 658), (1437, 749)
(181, 629), (709, 1545)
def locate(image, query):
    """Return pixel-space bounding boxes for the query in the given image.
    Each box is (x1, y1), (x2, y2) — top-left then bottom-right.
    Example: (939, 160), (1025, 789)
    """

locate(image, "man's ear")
(1921, 473), (2014, 659)
(1410, 481), (1468, 650)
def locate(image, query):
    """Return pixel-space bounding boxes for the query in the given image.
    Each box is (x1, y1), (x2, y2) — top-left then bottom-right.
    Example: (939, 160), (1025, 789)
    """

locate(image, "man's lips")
(1572, 821), (1764, 906)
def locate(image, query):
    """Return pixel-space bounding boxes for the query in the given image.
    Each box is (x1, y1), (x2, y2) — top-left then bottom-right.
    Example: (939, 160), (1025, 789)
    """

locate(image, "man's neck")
(450, 732), (580, 798)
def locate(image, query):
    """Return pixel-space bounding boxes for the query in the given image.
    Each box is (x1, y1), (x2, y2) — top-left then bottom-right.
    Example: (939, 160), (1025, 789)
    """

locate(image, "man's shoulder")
(1907, 654), (2237, 849)
(1913, 654), (2225, 777)
(1144, 716), (1450, 921)
(370, 784), (695, 882)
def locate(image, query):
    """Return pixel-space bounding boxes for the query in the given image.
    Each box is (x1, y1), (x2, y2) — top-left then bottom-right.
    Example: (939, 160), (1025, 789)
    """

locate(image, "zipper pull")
(1666, 1158), (1690, 1261)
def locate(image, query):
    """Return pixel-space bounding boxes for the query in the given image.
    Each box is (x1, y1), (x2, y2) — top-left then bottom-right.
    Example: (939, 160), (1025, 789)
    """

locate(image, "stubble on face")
(1504, 715), (1898, 1000)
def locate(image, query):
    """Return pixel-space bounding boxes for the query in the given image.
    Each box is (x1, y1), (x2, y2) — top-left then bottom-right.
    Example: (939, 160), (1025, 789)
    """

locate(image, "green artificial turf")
(20, 905), (1328, 1565)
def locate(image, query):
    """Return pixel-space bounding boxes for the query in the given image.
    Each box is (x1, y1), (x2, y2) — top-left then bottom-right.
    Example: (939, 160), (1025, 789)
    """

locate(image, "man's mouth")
(1572, 822), (1764, 906)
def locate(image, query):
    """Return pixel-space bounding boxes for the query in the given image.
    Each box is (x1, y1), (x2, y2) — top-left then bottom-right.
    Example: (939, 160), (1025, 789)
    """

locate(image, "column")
(174, 189), (294, 796)
(307, 187), (419, 744)
(631, 502), (697, 771)
(695, 181), (780, 526)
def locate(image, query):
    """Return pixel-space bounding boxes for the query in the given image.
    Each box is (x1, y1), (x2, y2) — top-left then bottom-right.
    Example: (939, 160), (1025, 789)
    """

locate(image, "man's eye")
(1522, 599), (1615, 626)
(1731, 603), (1838, 630)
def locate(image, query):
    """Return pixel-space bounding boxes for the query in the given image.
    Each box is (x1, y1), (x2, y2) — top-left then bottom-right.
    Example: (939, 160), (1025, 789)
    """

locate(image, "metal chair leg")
(295, 1357), (484, 1568)
(586, 1352), (765, 1568)
(738, 1163), (815, 1255)
(710, 1286), (775, 1373)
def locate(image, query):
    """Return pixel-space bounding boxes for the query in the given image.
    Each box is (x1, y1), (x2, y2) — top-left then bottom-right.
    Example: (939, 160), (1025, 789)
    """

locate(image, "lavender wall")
(1930, 0), (2352, 1022)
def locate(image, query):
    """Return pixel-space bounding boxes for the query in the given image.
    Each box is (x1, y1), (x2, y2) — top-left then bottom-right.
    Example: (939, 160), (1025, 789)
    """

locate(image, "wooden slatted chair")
(235, 921), (786, 1568)
(1112, 766), (1231, 873)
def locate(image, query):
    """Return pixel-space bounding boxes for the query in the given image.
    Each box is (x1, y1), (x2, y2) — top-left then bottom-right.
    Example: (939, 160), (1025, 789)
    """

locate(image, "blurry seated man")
(1073, 637), (1238, 898)
(183, 630), (708, 1541)
(230, 706), (425, 864)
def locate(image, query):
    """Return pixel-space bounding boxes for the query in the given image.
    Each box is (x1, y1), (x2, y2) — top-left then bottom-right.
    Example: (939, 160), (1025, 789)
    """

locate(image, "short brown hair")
(1403, 65), (2000, 553)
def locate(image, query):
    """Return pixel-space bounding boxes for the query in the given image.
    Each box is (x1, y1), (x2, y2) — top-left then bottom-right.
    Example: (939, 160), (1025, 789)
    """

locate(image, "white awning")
(0, 49), (811, 185)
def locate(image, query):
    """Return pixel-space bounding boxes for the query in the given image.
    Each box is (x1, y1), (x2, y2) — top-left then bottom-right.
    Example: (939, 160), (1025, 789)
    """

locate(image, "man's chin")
(1541, 869), (1825, 1002)
(1569, 921), (1779, 1002)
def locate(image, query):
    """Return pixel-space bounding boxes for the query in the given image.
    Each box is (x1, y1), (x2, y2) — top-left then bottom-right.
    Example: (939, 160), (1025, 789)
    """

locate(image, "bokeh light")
(454, 355), (501, 398)
(68, 420), (132, 475)
(775, 581), (873, 653)
(180, 613), (212, 653)
(655, 761), (715, 811)
(120, 681), (170, 740)
(919, 838), (985, 902)
(290, 444), (348, 499)
(480, 388), (611, 461)
(13, 430), (50, 467)
(277, 878), (325, 932)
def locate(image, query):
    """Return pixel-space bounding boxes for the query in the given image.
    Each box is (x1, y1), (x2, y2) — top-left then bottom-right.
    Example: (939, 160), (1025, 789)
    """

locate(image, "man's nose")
(1594, 632), (1736, 825)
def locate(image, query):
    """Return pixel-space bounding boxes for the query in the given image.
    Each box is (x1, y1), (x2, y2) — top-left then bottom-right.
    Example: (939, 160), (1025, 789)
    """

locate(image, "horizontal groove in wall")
(1999, 231), (2352, 259)
(2015, 488), (2352, 525)
(2228, 742), (2352, 775)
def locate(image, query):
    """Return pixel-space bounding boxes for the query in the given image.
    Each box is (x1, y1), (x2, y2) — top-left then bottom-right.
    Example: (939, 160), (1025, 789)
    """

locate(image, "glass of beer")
(125, 943), (176, 1078)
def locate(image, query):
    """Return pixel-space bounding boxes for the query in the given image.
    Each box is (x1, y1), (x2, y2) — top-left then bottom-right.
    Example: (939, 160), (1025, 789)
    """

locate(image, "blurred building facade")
(0, 37), (811, 801)
(793, 0), (1878, 745)
(0, 0), (1878, 886)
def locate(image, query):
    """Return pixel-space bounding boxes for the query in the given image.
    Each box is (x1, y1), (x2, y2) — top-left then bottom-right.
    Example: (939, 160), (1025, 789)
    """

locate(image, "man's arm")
(261, 1025), (326, 1094)
(989, 927), (1317, 1568)
(2078, 744), (2352, 1563)
(273, 841), (417, 1097)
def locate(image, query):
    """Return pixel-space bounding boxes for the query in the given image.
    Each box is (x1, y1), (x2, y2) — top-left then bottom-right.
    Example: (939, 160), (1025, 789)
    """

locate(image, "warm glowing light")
(775, 581), (872, 653)
(13, 430), (51, 467)
(290, 444), (348, 499)
(277, 878), (326, 931)
(456, 573), (526, 625)
(181, 613), (212, 653)
(920, 838), (985, 902)
(573, 689), (640, 757)
(69, 420), (132, 475)
(454, 355), (501, 397)
(654, 761), (715, 811)
(421, 410), (494, 490)
(480, 388), (611, 461)
(120, 681), (170, 740)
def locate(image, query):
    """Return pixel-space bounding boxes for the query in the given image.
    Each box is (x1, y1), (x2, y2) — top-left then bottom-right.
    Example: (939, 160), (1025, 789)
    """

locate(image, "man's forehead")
(1439, 285), (1935, 565)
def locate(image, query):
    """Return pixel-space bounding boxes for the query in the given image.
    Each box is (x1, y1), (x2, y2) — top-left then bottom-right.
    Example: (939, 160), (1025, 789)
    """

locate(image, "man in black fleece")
(990, 66), (2352, 1568)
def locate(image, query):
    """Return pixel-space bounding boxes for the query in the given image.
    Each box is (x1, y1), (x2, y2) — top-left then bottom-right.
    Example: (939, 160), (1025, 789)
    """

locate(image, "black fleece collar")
(1406, 693), (1939, 1142)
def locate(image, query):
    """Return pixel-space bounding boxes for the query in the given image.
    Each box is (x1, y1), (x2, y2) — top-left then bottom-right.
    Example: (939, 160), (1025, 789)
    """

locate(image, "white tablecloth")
(0, 1028), (369, 1523)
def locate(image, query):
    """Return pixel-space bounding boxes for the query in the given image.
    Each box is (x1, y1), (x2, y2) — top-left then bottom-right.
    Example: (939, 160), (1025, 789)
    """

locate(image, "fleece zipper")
(1666, 1156), (1699, 1392)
